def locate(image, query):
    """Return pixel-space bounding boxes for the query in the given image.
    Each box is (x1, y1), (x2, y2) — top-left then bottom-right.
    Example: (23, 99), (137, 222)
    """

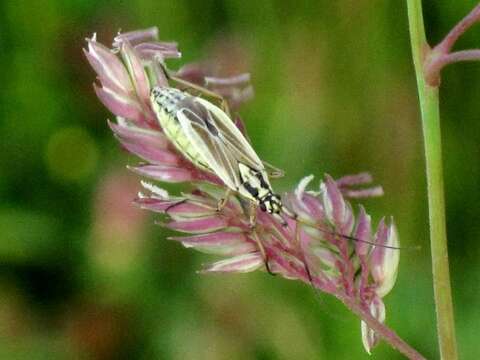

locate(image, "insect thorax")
(237, 163), (282, 214)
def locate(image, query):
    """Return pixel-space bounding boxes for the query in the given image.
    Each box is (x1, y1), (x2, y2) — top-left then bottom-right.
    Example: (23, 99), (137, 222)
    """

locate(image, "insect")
(149, 71), (403, 275)
(150, 84), (288, 224)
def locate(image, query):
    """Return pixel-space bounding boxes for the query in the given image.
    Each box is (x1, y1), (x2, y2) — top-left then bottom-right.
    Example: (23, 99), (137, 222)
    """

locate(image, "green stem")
(406, 1), (458, 359)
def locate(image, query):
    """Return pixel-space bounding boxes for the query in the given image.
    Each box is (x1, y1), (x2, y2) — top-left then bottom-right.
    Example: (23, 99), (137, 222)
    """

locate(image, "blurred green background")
(1, 0), (479, 359)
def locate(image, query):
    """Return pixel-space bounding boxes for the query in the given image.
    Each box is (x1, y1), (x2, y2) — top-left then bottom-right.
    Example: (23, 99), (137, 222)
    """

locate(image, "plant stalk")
(338, 294), (426, 359)
(406, 0), (458, 359)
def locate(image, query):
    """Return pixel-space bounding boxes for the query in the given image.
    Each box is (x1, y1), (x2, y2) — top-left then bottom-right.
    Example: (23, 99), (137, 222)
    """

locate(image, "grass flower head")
(85, 27), (406, 355)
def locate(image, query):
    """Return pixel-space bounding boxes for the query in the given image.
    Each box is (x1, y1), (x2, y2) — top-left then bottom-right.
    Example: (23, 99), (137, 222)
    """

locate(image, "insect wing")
(175, 96), (265, 191)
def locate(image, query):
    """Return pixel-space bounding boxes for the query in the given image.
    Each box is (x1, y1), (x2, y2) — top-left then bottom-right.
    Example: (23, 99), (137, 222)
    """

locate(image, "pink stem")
(442, 49), (480, 64)
(425, 3), (480, 85)
(436, 3), (480, 53)
(337, 293), (427, 360)
(426, 49), (480, 85)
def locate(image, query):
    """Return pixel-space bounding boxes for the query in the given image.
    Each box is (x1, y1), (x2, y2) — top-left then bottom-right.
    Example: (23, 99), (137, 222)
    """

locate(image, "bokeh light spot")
(45, 127), (98, 183)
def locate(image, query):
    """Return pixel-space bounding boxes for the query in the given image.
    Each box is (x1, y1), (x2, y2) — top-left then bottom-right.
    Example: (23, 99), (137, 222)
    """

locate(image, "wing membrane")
(175, 96), (264, 190)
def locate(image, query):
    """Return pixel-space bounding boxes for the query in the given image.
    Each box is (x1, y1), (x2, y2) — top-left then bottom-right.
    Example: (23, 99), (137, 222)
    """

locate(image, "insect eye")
(259, 202), (267, 212)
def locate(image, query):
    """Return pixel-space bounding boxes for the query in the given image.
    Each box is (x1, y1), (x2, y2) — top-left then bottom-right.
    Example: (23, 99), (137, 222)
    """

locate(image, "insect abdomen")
(151, 87), (211, 171)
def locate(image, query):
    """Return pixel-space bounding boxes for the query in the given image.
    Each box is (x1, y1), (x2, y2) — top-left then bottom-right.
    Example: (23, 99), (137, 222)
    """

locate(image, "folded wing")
(175, 96), (264, 191)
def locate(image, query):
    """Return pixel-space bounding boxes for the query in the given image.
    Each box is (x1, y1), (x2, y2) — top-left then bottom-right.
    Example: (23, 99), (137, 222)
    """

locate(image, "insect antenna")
(283, 210), (418, 251)
(310, 227), (413, 250)
(292, 221), (315, 285)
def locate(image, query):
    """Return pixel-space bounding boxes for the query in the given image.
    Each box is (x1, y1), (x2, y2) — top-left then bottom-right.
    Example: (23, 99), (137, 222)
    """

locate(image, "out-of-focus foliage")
(0, 1), (479, 359)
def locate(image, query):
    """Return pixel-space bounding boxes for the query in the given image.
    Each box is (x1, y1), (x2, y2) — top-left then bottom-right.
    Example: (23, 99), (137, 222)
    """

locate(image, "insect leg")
(168, 75), (232, 117)
(294, 222), (314, 285)
(164, 199), (188, 214)
(216, 188), (232, 212)
(262, 160), (285, 178)
(155, 61), (232, 112)
(249, 202), (274, 275)
(248, 201), (260, 229)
